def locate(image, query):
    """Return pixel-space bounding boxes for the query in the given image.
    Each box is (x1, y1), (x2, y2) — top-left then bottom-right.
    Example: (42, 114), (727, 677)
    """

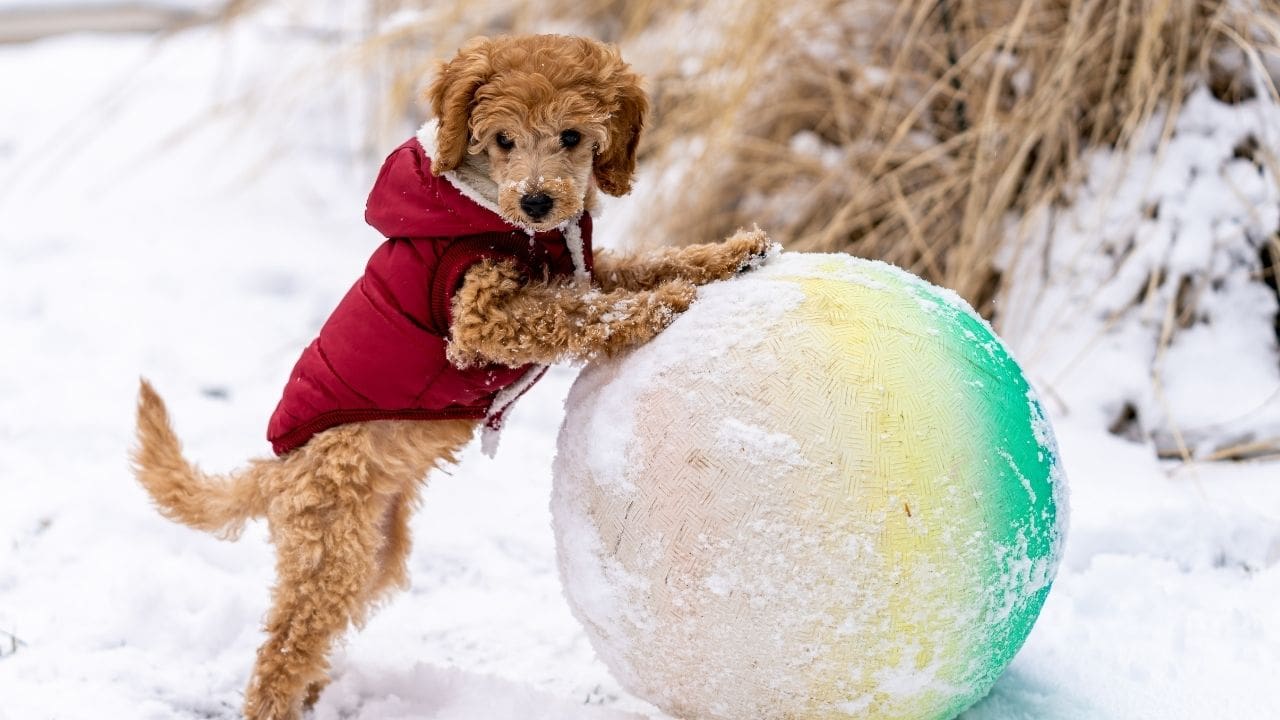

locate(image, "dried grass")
(639, 0), (1280, 313)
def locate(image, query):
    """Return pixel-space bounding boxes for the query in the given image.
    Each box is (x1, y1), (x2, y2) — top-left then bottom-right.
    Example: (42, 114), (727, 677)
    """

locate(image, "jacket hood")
(363, 123), (521, 239)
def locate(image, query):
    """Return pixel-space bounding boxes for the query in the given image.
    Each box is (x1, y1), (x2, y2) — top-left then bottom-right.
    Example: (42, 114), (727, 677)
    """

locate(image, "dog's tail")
(131, 379), (272, 538)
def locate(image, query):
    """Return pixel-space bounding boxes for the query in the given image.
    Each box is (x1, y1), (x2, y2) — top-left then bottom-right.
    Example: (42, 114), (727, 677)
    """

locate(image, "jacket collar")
(416, 120), (506, 218)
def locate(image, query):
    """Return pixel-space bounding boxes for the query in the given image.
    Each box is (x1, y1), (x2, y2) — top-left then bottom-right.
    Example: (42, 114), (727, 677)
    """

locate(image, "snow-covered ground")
(1, 16), (1278, 720)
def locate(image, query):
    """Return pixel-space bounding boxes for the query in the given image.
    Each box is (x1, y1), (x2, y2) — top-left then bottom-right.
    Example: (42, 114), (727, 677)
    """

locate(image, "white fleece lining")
(416, 119), (507, 217)
(481, 365), (547, 458)
(561, 219), (589, 283)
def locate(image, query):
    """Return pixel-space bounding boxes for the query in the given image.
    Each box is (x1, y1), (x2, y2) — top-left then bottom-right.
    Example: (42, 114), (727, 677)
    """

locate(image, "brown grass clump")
(639, 0), (1280, 314)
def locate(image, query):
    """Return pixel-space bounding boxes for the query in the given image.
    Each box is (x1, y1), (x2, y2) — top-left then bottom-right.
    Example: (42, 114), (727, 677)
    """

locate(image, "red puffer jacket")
(266, 136), (593, 456)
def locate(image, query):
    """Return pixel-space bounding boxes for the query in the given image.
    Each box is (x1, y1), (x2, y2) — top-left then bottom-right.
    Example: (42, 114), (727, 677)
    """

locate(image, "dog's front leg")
(591, 227), (773, 292)
(446, 259), (696, 368)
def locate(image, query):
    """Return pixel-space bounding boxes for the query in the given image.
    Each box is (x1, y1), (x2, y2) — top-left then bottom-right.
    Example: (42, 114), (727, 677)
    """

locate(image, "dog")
(132, 34), (769, 720)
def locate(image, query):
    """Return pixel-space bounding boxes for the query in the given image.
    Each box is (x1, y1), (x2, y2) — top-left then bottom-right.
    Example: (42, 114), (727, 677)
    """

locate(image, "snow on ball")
(552, 252), (1068, 720)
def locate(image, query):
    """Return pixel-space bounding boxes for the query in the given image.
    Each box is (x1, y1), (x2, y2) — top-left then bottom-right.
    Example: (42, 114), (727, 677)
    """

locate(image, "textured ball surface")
(552, 252), (1067, 720)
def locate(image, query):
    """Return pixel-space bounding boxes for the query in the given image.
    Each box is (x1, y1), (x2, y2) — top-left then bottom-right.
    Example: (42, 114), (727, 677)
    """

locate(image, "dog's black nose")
(520, 193), (554, 220)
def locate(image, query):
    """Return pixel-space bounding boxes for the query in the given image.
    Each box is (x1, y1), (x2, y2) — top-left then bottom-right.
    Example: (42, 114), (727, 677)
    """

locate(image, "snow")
(1, 10), (1278, 720)
(309, 666), (645, 720)
(965, 424), (1280, 720)
(999, 85), (1280, 459)
(715, 417), (806, 469)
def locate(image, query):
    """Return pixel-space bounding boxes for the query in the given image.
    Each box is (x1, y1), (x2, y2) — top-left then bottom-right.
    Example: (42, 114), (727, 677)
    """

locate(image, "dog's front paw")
(722, 226), (776, 274)
(678, 227), (776, 285)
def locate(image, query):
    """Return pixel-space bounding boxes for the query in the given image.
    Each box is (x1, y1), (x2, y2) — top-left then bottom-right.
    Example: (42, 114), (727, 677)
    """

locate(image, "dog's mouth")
(499, 177), (583, 231)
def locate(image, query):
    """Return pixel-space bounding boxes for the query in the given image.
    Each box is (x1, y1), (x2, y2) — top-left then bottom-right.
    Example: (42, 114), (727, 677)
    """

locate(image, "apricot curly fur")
(591, 227), (773, 293)
(447, 260), (697, 368)
(131, 34), (772, 720)
(427, 34), (648, 199)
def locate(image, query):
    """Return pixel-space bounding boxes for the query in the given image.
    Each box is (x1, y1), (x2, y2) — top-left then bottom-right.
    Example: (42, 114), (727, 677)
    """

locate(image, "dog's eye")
(495, 132), (515, 151)
(559, 129), (582, 149)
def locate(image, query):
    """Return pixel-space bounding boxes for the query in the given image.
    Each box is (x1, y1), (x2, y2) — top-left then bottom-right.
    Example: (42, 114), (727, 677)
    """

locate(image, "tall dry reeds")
(351, 0), (1278, 314)
(637, 0), (1280, 312)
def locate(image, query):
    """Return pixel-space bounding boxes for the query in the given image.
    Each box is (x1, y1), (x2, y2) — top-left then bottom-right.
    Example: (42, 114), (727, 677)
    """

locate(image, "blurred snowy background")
(1, 1), (1278, 718)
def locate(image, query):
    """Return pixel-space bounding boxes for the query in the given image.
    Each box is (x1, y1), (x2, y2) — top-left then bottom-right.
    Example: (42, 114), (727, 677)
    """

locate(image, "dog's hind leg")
(240, 424), (394, 720)
(293, 490), (420, 711)
(247, 419), (476, 717)
(293, 488), (417, 710)
(286, 490), (417, 714)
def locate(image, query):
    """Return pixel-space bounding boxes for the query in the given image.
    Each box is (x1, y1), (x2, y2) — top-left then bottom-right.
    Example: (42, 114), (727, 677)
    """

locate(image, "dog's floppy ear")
(594, 68), (648, 197)
(426, 37), (494, 175)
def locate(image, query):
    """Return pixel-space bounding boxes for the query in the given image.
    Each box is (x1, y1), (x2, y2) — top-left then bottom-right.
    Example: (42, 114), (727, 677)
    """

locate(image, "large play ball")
(552, 252), (1067, 720)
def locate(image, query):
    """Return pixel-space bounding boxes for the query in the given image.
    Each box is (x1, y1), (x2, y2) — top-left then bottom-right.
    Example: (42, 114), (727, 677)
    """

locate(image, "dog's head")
(427, 34), (647, 231)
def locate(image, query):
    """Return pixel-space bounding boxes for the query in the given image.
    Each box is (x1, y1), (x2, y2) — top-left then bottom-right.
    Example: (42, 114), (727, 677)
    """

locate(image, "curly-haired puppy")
(132, 34), (769, 720)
